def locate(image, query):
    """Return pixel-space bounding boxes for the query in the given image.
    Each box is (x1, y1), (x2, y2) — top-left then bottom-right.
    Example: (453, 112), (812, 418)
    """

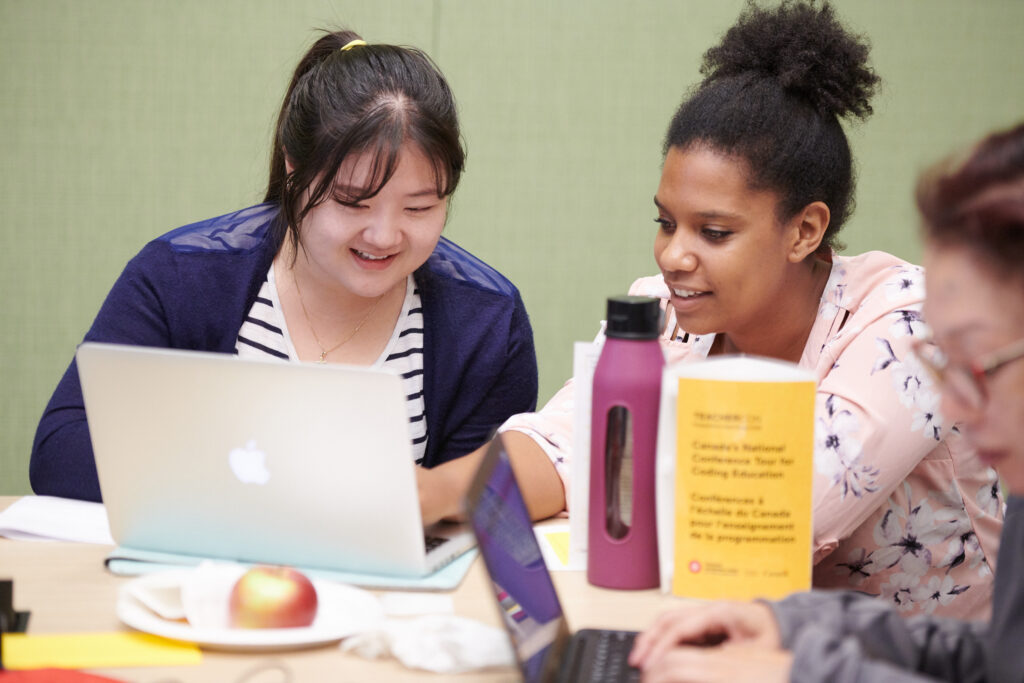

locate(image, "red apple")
(228, 565), (318, 629)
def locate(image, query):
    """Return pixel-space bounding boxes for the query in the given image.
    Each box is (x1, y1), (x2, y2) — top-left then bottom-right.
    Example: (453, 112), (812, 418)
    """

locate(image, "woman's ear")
(787, 201), (830, 262)
(284, 154), (295, 174)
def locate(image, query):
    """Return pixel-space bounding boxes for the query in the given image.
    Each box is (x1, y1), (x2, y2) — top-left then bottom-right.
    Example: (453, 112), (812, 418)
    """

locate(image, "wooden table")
(0, 497), (679, 681)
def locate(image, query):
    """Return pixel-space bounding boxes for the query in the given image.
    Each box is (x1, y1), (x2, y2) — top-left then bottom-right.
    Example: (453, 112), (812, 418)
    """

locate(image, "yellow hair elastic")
(340, 39), (367, 52)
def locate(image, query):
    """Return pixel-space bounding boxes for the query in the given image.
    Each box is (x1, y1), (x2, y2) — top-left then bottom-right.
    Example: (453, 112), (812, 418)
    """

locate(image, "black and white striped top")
(235, 267), (428, 463)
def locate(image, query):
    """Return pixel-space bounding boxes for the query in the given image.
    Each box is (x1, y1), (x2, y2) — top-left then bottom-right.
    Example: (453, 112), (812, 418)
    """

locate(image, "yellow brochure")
(655, 355), (815, 601)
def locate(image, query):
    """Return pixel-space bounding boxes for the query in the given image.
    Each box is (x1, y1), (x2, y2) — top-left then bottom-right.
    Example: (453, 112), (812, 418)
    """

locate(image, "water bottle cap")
(605, 296), (661, 339)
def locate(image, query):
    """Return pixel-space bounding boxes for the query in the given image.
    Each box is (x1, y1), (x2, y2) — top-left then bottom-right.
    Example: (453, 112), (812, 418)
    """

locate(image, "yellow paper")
(542, 530), (571, 567)
(672, 375), (814, 601)
(1, 632), (202, 670)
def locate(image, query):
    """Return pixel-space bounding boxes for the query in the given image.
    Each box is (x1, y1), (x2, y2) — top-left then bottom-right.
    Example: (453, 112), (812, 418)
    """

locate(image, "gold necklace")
(292, 271), (385, 364)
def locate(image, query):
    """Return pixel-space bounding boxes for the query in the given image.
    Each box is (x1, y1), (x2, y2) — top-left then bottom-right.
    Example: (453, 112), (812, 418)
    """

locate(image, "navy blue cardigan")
(30, 204), (538, 501)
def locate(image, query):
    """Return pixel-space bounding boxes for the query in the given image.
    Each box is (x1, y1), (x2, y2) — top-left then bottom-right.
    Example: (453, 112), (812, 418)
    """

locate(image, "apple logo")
(229, 440), (271, 485)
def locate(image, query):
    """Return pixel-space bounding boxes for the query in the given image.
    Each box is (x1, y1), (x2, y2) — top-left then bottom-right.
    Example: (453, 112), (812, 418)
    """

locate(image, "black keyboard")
(564, 629), (640, 683)
(424, 534), (450, 552)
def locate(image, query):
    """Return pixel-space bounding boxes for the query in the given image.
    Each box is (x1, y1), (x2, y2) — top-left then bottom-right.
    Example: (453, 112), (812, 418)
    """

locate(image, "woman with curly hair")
(420, 0), (1002, 620)
(630, 119), (1024, 683)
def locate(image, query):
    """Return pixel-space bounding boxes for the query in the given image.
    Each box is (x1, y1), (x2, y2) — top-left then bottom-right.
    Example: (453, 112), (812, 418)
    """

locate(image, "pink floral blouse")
(500, 251), (1003, 620)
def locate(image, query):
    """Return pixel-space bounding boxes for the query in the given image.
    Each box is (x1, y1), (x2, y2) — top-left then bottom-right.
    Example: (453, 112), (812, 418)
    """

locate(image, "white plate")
(117, 571), (385, 652)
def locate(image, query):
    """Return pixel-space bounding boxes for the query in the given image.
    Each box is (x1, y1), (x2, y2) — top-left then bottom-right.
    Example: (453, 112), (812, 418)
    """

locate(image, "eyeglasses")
(911, 335), (1024, 412)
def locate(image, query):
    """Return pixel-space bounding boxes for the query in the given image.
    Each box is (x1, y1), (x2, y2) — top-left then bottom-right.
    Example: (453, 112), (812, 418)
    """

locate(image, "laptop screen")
(466, 439), (570, 683)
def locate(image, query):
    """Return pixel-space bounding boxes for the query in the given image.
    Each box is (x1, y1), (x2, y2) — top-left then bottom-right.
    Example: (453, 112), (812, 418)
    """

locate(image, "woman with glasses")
(629, 121), (1024, 682)
(421, 1), (1001, 620)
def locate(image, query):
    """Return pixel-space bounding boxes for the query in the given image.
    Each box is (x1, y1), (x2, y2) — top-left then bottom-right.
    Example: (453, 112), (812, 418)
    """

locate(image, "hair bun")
(701, 1), (880, 120)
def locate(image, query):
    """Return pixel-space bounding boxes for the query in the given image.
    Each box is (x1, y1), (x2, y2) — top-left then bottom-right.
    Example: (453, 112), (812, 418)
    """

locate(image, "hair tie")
(340, 39), (367, 52)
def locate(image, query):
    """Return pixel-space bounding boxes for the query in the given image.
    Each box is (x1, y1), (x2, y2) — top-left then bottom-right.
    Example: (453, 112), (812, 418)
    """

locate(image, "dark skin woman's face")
(653, 146), (817, 343)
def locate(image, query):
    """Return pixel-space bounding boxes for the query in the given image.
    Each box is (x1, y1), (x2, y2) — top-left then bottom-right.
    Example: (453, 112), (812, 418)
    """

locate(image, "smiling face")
(923, 243), (1024, 494)
(653, 145), (816, 344)
(291, 141), (448, 301)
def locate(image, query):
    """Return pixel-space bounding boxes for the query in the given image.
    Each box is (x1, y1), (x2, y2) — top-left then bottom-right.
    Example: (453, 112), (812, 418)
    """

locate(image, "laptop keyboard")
(569, 629), (640, 683)
(424, 534), (450, 552)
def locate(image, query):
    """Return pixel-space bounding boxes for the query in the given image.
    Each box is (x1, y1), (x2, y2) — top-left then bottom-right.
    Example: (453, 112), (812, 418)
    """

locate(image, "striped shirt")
(235, 266), (428, 463)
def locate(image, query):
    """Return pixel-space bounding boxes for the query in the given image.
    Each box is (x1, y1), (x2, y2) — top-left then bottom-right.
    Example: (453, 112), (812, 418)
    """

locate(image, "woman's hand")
(416, 452), (481, 526)
(629, 601), (782, 670)
(640, 643), (793, 683)
(416, 431), (567, 526)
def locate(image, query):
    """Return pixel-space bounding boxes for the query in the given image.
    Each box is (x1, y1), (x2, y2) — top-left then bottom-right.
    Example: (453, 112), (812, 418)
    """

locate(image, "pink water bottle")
(588, 296), (664, 589)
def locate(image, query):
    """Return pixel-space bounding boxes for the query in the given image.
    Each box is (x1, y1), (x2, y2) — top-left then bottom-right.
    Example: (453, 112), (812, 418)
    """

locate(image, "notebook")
(465, 437), (640, 683)
(75, 341), (474, 579)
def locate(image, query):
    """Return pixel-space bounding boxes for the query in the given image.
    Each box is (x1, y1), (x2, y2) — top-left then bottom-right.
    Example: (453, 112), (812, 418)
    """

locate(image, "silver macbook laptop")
(76, 341), (473, 578)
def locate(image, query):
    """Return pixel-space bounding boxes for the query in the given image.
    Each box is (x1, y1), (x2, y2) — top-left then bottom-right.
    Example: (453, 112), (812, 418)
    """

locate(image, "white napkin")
(180, 561), (247, 629)
(341, 614), (516, 674)
(125, 561), (257, 627)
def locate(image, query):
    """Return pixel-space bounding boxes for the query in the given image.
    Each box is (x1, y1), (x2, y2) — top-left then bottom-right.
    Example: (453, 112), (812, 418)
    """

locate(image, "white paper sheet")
(568, 340), (602, 570)
(0, 495), (114, 544)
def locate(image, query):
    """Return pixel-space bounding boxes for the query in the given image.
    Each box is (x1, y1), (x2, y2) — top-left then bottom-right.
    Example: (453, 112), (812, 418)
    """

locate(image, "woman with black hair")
(420, 1), (1002, 620)
(630, 119), (1024, 683)
(31, 30), (538, 502)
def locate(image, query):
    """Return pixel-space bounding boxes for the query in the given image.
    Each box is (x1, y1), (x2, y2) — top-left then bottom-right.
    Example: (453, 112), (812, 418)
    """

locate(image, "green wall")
(2, 0), (1022, 494)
